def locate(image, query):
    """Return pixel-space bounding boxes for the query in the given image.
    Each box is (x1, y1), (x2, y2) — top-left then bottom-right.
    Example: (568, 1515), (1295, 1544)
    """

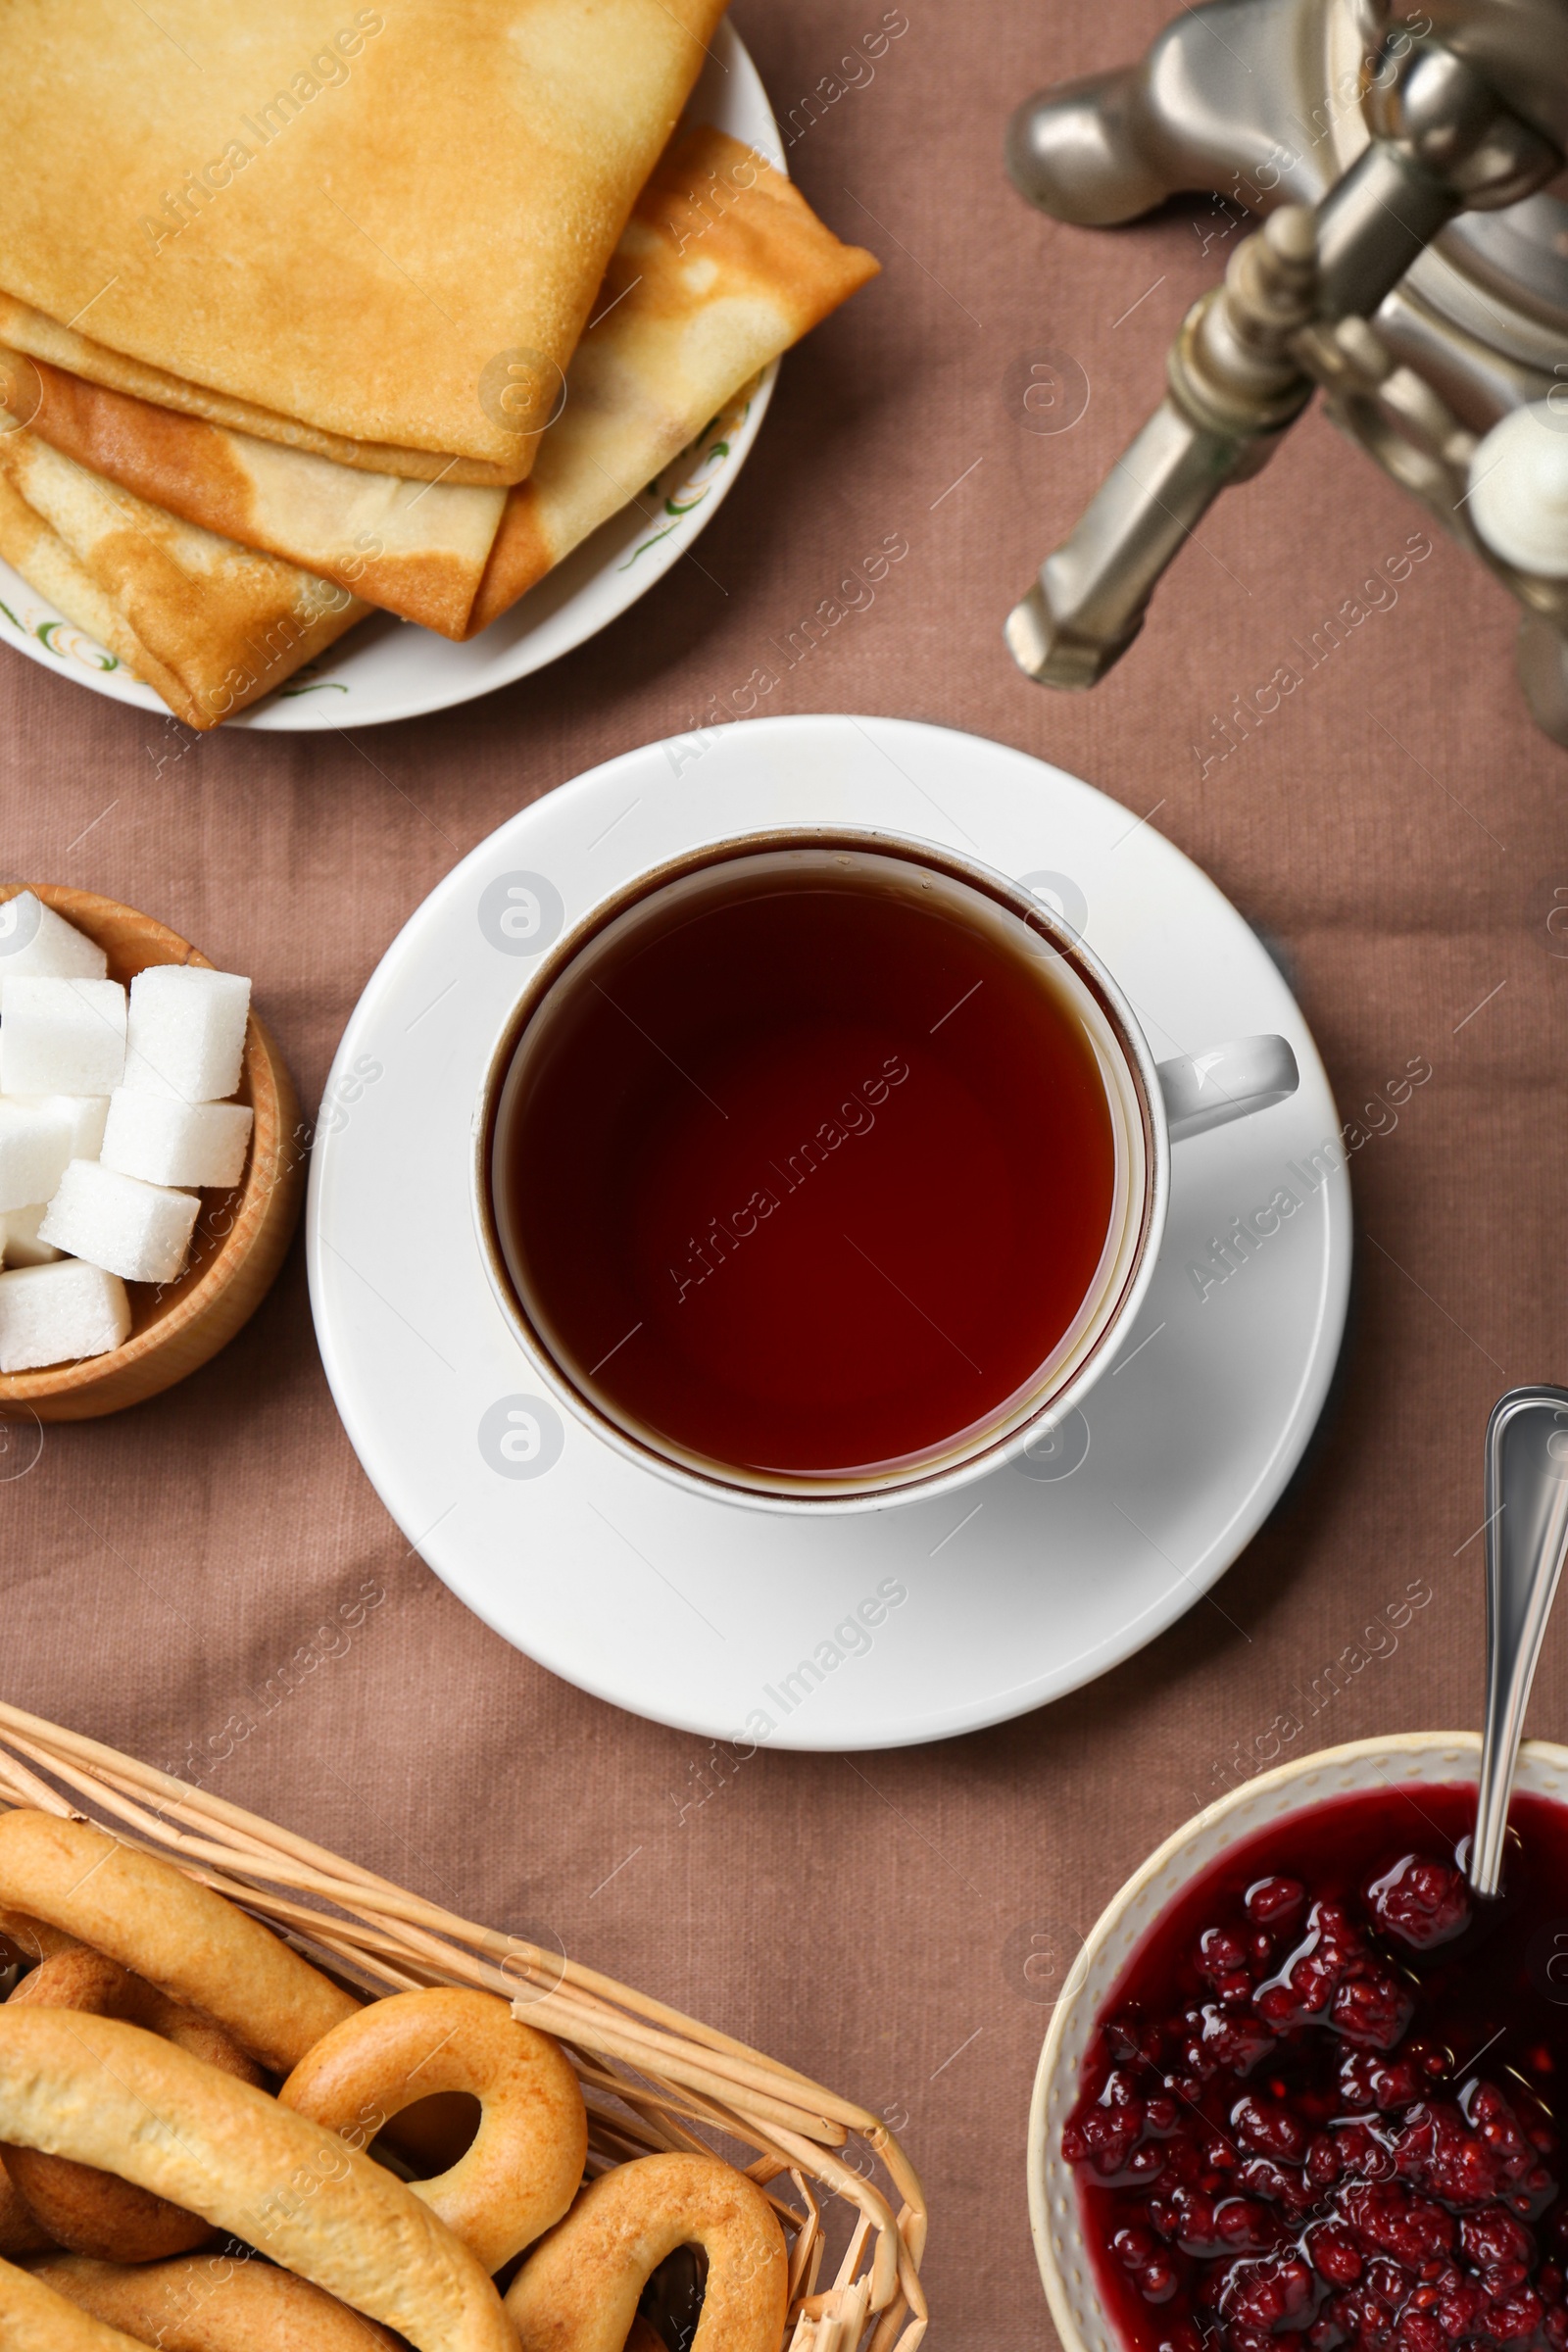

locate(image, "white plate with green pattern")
(0, 24), (779, 734)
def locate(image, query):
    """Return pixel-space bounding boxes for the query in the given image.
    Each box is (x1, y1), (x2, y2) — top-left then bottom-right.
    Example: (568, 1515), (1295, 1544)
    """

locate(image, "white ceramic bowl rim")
(1026, 1731), (1568, 2352)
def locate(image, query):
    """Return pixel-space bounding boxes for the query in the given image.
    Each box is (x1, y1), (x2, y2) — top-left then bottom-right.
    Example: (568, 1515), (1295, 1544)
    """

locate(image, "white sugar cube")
(0, 976), (126, 1097)
(124, 966), (250, 1102)
(39, 1159), (200, 1285)
(0, 892), (108, 1007)
(10, 1094), (109, 1163)
(0, 1100), (74, 1214)
(101, 1092), (253, 1190)
(0, 1258), (130, 1370)
(0, 1205), (59, 1267)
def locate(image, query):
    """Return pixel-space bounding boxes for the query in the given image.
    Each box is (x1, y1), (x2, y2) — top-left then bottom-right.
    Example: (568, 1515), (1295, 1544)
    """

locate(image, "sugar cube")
(101, 1092), (253, 1190)
(0, 892), (108, 1009)
(10, 1094), (109, 1163)
(39, 1160), (200, 1286)
(0, 976), (126, 1097)
(0, 1205), (59, 1267)
(0, 1100), (74, 1214)
(124, 966), (250, 1102)
(0, 1258), (130, 1370)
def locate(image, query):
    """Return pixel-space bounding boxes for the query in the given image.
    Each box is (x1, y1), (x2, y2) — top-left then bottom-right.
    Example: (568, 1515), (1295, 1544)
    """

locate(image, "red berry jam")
(1063, 1788), (1568, 2352)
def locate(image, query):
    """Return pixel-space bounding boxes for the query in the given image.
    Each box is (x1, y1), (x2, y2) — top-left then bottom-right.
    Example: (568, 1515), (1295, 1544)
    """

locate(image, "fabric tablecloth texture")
(1, 3), (1562, 2344)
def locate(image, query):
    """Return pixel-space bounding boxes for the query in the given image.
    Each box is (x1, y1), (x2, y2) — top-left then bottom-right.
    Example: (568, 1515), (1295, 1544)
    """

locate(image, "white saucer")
(307, 716), (1351, 1750)
(0, 24), (778, 732)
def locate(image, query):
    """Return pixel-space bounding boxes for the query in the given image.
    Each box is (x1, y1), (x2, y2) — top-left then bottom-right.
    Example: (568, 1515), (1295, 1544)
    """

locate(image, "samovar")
(1005, 0), (1568, 742)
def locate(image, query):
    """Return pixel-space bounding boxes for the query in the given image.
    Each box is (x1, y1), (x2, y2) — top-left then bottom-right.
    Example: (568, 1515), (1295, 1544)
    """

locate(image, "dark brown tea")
(492, 847), (1129, 1488)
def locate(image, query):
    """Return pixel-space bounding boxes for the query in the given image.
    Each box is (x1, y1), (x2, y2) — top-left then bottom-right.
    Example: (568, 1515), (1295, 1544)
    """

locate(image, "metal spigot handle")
(1006, 31), (1563, 693)
(1004, 135), (1470, 688)
(1470, 1385), (1568, 1899)
(1004, 400), (1266, 687)
(1006, 207), (1317, 687)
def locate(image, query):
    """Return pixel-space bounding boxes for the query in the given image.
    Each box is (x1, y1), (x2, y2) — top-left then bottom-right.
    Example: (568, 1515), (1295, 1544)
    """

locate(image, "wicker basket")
(0, 1701), (928, 2352)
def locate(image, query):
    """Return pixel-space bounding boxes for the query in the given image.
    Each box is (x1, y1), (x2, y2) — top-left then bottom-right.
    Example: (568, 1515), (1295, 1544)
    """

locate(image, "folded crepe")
(0, 416), (367, 728)
(7, 130), (879, 642)
(467, 127), (880, 635)
(0, 0), (729, 482)
(0, 295), (511, 488)
(4, 348), (508, 640)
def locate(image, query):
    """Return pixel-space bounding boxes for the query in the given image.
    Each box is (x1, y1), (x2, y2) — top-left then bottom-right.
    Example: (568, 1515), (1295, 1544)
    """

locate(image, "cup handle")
(1156, 1034), (1299, 1144)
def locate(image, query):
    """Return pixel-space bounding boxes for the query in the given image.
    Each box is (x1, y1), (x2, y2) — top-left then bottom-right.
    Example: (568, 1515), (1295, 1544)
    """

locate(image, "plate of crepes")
(0, 1705), (929, 2352)
(0, 5), (877, 731)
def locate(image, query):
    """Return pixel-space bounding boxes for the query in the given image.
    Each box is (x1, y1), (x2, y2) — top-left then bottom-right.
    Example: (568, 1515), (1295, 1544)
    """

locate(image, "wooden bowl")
(0, 885), (304, 1420)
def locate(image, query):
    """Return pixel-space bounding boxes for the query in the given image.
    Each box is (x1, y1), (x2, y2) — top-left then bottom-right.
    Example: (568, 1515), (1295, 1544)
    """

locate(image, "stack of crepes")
(0, 1), (878, 727)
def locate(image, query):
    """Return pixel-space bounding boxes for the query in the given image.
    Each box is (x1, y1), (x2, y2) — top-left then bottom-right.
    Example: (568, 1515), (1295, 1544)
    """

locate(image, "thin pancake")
(4, 351), (504, 639)
(472, 127), (880, 632)
(0, 295), (514, 488)
(0, 0), (729, 479)
(0, 416), (367, 728)
(5, 129), (879, 642)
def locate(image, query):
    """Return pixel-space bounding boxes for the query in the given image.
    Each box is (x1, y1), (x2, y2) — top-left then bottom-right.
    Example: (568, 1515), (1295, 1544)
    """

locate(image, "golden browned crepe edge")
(466, 127), (880, 636)
(0, 462), (205, 724)
(0, 296), (519, 487)
(0, 0), (735, 479)
(4, 126), (880, 646)
(5, 352), (499, 640)
(0, 425), (368, 729)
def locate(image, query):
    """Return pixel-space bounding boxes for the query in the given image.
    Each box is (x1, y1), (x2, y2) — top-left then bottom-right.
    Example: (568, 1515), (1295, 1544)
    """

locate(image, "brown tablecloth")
(2, 2), (1563, 2342)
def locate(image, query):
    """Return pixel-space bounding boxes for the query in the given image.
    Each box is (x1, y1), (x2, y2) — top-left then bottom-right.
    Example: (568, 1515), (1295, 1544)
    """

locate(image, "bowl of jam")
(1029, 1737), (1568, 2352)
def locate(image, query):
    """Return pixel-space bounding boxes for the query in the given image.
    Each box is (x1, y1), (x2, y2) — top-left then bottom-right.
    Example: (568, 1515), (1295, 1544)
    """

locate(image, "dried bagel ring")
(0, 1925), (53, 2258)
(0, 2156), (53, 2258)
(506, 2153), (789, 2352)
(2, 1924), (112, 2257)
(0, 1906), (88, 1965)
(0, 1811), (358, 2071)
(0, 2009), (517, 2352)
(280, 1987), (588, 2273)
(34, 2251), (404, 2349)
(0, 1907), (110, 2254)
(0, 2255), (148, 2352)
(3, 1944), (265, 2262)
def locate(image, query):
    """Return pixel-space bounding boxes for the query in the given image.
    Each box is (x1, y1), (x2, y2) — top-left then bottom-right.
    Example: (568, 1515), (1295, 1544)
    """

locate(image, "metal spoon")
(1470, 1384), (1568, 1898)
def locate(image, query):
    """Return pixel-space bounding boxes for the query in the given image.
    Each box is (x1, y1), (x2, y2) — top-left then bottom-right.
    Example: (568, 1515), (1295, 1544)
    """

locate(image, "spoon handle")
(1471, 1385), (1568, 1898)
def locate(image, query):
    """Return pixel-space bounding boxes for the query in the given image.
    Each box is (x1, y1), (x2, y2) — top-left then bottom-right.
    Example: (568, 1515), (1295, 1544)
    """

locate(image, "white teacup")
(474, 828), (1298, 1514)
